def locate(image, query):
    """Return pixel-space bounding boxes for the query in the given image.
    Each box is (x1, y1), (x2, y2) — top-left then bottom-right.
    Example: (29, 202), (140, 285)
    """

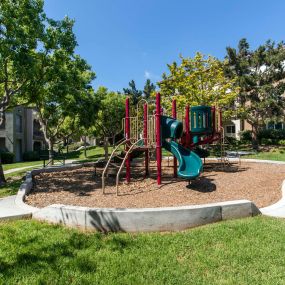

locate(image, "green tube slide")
(161, 116), (203, 179)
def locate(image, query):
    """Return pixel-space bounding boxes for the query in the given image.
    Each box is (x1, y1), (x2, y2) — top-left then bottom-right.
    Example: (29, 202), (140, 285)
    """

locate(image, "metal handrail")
(115, 138), (144, 195)
(102, 139), (128, 193)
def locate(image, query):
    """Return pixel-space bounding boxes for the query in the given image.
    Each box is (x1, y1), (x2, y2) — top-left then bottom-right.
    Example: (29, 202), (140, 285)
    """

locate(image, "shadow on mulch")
(203, 162), (249, 173)
(187, 176), (216, 193)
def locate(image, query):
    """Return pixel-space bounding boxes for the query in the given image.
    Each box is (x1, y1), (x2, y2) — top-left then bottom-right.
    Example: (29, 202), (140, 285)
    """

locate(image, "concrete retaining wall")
(15, 161), (262, 233)
(33, 200), (260, 233)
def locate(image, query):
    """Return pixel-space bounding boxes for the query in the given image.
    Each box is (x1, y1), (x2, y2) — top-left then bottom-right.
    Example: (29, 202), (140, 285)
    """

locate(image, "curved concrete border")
(33, 200), (260, 233)
(17, 158), (285, 232)
(15, 162), (93, 212)
(260, 180), (285, 217)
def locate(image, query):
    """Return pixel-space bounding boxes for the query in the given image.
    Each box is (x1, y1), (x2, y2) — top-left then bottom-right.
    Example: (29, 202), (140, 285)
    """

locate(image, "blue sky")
(44, 0), (285, 92)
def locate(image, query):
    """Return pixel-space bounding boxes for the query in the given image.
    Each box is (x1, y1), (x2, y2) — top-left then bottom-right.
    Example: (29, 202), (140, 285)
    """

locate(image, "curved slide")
(163, 140), (203, 179)
(161, 115), (203, 179)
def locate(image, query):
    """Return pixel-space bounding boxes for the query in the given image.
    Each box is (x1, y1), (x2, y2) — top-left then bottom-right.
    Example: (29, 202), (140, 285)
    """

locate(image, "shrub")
(257, 129), (285, 142)
(225, 136), (240, 147)
(193, 147), (210, 158)
(260, 138), (273, 145)
(240, 130), (252, 142)
(22, 151), (40, 161)
(277, 139), (285, 146)
(67, 142), (86, 151)
(1, 152), (15, 164)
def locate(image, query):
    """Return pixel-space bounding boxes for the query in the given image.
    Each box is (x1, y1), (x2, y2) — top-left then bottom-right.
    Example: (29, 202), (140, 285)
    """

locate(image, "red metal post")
(125, 98), (131, 183)
(185, 105), (190, 147)
(144, 103), (149, 177)
(212, 106), (216, 134)
(156, 93), (162, 185)
(172, 100), (177, 178)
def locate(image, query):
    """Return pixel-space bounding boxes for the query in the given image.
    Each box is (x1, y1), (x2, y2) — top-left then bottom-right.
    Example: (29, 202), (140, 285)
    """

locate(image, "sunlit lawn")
(0, 216), (285, 284)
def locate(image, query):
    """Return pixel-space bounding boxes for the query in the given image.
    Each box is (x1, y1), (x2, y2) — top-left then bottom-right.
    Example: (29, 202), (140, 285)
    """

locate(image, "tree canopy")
(0, 0), (45, 124)
(225, 38), (285, 147)
(158, 53), (239, 116)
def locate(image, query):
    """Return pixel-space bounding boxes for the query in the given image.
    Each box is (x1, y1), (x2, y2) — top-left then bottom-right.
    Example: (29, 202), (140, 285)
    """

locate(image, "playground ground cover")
(0, 217), (285, 284)
(26, 160), (284, 209)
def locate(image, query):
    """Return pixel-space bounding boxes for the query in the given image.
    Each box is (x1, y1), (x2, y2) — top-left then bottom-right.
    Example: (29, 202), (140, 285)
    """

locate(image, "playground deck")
(26, 160), (284, 209)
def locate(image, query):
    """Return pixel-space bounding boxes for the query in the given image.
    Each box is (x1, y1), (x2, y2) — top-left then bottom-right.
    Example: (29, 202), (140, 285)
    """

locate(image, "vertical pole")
(185, 105), (190, 147)
(156, 93), (162, 185)
(219, 108), (222, 131)
(144, 103), (149, 177)
(212, 106), (216, 134)
(125, 98), (131, 183)
(172, 100), (177, 178)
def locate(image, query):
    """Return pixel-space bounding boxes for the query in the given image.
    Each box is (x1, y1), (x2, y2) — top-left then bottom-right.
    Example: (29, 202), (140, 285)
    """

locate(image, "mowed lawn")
(1, 216), (285, 285)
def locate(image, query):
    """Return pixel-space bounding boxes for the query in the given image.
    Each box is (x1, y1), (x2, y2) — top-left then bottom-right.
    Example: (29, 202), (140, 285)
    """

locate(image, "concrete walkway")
(260, 180), (285, 218)
(4, 159), (77, 175)
(0, 195), (32, 220)
(4, 164), (42, 175)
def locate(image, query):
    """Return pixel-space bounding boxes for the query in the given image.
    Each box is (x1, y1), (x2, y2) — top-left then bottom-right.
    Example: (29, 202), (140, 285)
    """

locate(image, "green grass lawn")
(244, 148), (285, 161)
(0, 216), (285, 284)
(0, 170), (28, 198)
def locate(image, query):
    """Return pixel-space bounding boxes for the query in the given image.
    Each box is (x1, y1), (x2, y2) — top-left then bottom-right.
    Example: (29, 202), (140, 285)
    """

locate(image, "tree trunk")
(48, 141), (54, 165)
(84, 136), (87, 158)
(112, 135), (116, 148)
(252, 124), (259, 151)
(104, 137), (109, 160)
(0, 157), (6, 185)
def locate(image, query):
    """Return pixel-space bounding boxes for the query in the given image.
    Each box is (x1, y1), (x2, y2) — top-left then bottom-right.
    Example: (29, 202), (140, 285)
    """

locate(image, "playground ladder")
(115, 138), (144, 195)
(101, 138), (145, 194)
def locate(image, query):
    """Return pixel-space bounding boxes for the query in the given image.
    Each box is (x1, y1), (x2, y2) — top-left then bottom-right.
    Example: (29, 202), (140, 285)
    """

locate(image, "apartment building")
(0, 106), (45, 161)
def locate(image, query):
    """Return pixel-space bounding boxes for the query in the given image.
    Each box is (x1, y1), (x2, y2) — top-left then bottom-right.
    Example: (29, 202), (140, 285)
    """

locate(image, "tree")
(143, 79), (156, 100)
(123, 80), (142, 105)
(158, 53), (239, 115)
(225, 39), (285, 149)
(27, 17), (96, 163)
(93, 87), (125, 160)
(0, 0), (45, 183)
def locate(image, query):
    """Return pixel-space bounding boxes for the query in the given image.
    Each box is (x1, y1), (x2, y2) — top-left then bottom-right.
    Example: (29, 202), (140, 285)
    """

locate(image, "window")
(226, 125), (236, 134)
(267, 122), (284, 130)
(33, 119), (43, 136)
(15, 114), (22, 133)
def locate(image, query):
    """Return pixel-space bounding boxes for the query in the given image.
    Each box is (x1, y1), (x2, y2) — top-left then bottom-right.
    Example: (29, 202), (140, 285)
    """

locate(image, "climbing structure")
(102, 93), (224, 194)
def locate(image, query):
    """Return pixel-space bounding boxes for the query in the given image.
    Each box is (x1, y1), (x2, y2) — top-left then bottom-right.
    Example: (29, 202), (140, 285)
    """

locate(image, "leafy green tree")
(158, 53), (239, 115)
(123, 80), (142, 105)
(93, 87), (125, 160)
(27, 17), (96, 163)
(225, 39), (285, 148)
(0, 0), (45, 183)
(143, 79), (156, 100)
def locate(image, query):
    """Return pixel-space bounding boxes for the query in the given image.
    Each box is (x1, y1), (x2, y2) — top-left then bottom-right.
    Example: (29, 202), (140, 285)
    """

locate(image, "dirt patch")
(26, 160), (285, 209)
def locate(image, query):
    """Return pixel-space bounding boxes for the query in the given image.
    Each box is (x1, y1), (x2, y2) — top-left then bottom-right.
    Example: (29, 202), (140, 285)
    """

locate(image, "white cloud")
(144, 71), (151, 79)
(144, 70), (160, 81)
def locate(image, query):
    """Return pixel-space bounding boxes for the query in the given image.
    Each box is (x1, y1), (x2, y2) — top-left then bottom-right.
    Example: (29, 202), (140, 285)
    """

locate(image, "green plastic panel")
(190, 106), (212, 134)
(161, 116), (183, 139)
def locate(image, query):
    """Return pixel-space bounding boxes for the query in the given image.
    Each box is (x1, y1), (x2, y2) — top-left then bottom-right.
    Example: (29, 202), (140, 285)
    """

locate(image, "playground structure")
(102, 93), (224, 194)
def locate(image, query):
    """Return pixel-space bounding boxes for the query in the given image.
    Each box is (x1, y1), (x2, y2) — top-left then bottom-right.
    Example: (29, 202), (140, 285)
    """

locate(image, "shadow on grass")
(0, 178), (22, 198)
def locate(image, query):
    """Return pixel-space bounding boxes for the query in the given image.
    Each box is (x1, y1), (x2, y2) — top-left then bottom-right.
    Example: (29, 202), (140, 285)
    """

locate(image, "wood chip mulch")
(25, 160), (285, 209)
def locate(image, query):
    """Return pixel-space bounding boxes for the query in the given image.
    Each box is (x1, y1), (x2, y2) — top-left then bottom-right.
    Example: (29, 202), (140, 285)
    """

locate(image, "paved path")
(260, 181), (285, 218)
(0, 195), (33, 220)
(4, 164), (42, 175)
(4, 159), (77, 175)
